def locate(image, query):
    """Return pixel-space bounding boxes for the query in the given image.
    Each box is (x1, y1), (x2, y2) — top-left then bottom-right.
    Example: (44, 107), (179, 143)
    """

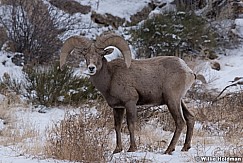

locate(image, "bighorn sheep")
(60, 32), (195, 155)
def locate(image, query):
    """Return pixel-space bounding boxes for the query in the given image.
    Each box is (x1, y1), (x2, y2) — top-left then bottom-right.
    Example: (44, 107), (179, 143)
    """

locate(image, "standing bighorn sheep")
(60, 32), (195, 155)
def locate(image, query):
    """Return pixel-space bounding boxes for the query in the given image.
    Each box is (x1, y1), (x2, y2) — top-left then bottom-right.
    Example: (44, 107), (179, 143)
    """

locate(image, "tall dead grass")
(192, 88), (243, 157)
(45, 101), (114, 162)
(0, 92), (44, 157)
(0, 92), (22, 138)
(0, 107), (44, 156)
(18, 86), (242, 161)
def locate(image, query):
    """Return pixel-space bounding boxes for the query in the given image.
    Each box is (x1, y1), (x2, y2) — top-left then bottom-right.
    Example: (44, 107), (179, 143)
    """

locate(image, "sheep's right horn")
(95, 32), (132, 68)
(60, 36), (91, 69)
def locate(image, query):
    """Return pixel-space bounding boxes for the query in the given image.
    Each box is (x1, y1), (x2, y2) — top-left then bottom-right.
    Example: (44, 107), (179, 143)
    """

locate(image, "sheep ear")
(104, 48), (114, 55)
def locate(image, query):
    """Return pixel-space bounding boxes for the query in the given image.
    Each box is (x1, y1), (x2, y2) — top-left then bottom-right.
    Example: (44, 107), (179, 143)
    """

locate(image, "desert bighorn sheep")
(60, 32), (195, 155)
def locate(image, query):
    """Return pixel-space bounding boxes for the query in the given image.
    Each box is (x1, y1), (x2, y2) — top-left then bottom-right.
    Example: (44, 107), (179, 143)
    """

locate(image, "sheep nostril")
(89, 66), (95, 71)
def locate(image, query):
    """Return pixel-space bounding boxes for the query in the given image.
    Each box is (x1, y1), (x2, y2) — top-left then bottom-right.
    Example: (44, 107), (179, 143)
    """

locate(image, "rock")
(210, 60), (221, 71)
(233, 76), (243, 82)
(231, 77), (243, 85)
(49, 0), (91, 15)
(91, 11), (126, 29)
(204, 0), (242, 19)
(202, 48), (219, 60)
(196, 74), (207, 84)
(130, 2), (157, 25)
(90, 1), (160, 28)
(232, 1), (243, 18)
(11, 53), (24, 66)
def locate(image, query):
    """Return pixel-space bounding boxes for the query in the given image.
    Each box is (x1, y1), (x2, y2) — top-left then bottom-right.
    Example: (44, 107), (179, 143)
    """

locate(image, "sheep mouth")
(88, 70), (96, 75)
(83, 69), (96, 76)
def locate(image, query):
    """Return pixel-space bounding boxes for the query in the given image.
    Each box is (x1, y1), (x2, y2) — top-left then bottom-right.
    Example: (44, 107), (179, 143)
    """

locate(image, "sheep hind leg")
(181, 100), (195, 152)
(113, 108), (125, 154)
(125, 101), (137, 152)
(164, 100), (186, 155)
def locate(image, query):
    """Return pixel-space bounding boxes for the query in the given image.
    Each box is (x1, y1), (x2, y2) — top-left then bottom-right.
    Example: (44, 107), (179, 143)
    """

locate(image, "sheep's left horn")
(95, 32), (132, 68)
(60, 36), (91, 69)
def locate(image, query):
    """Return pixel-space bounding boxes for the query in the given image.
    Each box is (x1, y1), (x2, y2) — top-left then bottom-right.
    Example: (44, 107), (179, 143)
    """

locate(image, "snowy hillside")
(77, 0), (149, 21)
(0, 0), (242, 163)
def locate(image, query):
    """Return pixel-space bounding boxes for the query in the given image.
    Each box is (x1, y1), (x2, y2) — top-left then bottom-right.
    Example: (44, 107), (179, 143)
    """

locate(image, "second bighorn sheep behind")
(60, 32), (195, 155)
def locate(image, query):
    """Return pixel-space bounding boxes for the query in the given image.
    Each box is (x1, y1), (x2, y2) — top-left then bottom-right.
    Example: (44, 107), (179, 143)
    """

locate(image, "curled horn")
(60, 36), (91, 69)
(95, 32), (132, 68)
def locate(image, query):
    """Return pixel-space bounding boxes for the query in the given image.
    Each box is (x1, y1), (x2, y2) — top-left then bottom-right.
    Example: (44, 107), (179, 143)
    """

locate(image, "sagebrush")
(45, 102), (113, 162)
(25, 63), (99, 106)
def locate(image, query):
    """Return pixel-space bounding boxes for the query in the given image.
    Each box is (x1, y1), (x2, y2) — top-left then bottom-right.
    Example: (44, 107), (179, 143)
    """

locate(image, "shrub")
(0, 0), (80, 65)
(25, 62), (99, 106)
(0, 72), (26, 95)
(130, 11), (218, 58)
(193, 89), (243, 157)
(45, 102), (113, 162)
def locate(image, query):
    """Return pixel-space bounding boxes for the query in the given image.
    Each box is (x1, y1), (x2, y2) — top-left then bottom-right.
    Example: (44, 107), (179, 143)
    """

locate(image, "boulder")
(91, 11), (126, 29)
(210, 60), (221, 71)
(49, 0), (91, 15)
(11, 53), (24, 66)
(129, 2), (157, 25)
(232, 1), (243, 18)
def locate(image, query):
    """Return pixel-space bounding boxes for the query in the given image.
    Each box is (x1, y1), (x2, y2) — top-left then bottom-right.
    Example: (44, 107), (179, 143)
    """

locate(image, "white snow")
(0, 119), (4, 131)
(0, 51), (26, 84)
(0, 146), (70, 163)
(194, 43), (243, 94)
(210, 47), (243, 91)
(0, 0), (243, 162)
(111, 148), (193, 163)
(75, 0), (149, 22)
(233, 18), (243, 38)
(0, 107), (72, 163)
(1, 106), (240, 163)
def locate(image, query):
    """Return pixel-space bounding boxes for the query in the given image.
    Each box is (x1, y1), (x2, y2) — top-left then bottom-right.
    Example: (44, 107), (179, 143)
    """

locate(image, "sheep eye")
(95, 48), (105, 55)
(81, 49), (89, 55)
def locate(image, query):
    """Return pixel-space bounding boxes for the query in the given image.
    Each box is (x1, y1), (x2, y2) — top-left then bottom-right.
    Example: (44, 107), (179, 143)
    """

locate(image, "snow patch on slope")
(0, 51), (26, 83)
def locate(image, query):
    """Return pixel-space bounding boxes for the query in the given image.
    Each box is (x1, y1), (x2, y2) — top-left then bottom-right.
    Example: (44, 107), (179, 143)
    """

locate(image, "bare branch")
(213, 77), (243, 102)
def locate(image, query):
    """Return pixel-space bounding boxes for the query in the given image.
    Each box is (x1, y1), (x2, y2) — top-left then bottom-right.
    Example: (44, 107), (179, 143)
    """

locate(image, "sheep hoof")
(113, 147), (123, 154)
(127, 146), (137, 152)
(164, 148), (175, 155)
(181, 145), (191, 151)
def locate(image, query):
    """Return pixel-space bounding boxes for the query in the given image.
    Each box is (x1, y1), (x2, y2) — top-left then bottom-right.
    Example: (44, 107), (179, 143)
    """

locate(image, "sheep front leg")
(125, 101), (137, 152)
(113, 108), (125, 154)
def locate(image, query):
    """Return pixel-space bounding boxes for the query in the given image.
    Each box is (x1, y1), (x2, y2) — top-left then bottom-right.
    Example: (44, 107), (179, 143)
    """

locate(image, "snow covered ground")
(194, 45), (243, 93)
(0, 107), (69, 163)
(0, 46), (242, 162)
(0, 106), (241, 163)
(76, 0), (149, 22)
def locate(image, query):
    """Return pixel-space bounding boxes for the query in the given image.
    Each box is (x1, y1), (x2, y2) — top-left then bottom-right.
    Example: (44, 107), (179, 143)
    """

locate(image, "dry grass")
(0, 102), (11, 128)
(0, 93), (18, 137)
(137, 106), (175, 133)
(45, 101), (114, 162)
(1, 84), (242, 161)
(135, 86), (243, 158)
(192, 89), (243, 157)
(0, 108), (43, 157)
(44, 100), (175, 162)
(0, 93), (43, 157)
